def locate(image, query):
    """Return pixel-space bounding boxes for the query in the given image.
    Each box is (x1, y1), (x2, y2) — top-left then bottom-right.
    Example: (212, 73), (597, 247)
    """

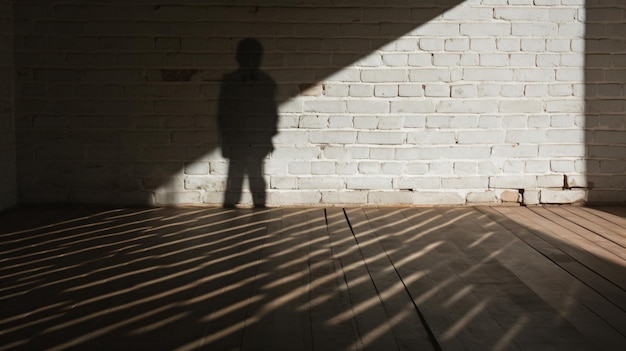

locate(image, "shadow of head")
(236, 37), (264, 69)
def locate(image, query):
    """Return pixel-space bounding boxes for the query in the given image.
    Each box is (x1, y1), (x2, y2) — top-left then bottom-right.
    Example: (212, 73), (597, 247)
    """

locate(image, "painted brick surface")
(12, 0), (626, 206)
(0, 0), (16, 210)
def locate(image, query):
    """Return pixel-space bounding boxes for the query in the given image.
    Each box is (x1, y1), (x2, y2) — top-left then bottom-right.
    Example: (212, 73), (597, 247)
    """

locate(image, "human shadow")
(218, 38), (278, 208)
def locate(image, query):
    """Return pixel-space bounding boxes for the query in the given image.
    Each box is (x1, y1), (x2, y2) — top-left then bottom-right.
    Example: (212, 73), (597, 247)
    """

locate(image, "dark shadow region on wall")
(584, 0), (626, 203)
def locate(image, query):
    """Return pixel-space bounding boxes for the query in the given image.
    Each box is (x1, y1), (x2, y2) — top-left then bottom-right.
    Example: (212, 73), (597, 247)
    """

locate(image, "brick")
(500, 190), (521, 203)
(515, 69), (555, 82)
(540, 189), (586, 204)
(444, 38), (469, 51)
(592, 130), (626, 144)
(353, 116), (378, 129)
(436, 100), (498, 113)
(418, 38), (444, 51)
(374, 85), (397, 97)
(430, 162), (454, 175)
(442, 176), (489, 189)
(538, 144), (585, 157)
(155, 191), (201, 205)
(358, 161), (381, 175)
(440, 146), (491, 160)
(309, 131), (356, 144)
(522, 190), (540, 205)
(288, 161), (311, 175)
(298, 176), (342, 189)
(490, 176), (537, 189)
(505, 130), (547, 144)
(414, 192), (464, 205)
(497, 38), (520, 52)
(463, 68), (513, 81)
(451, 84), (477, 98)
(492, 145), (538, 158)
(501, 158), (527, 173)
(395, 176), (440, 190)
(274, 147), (321, 160)
(361, 69), (406, 83)
(390, 100), (435, 113)
(461, 23), (511, 36)
(395, 147), (441, 161)
(480, 54), (508, 67)
(324, 84), (349, 97)
(433, 54), (460, 66)
(347, 100), (388, 113)
(270, 177), (296, 190)
(377, 116), (403, 130)
(502, 115), (529, 129)
(411, 24), (459, 36)
(267, 191), (321, 205)
(499, 100), (543, 113)
(335, 162), (358, 175)
(405, 162), (429, 175)
(456, 131), (504, 144)
(403, 115), (426, 128)
(547, 129), (584, 143)
(525, 160), (550, 173)
(407, 131), (455, 145)
(274, 130), (309, 145)
(369, 147), (395, 160)
(409, 69), (451, 82)
(467, 191), (498, 204)
(426, 115), (451, 128)
(322, 191), (367, 204)
(520, 38), (546, 52)
(303, 100), (346, 113)
(382, 54), (408, 67)
(299, 115), (328, 129)
(454, 161), (479, 175)
(512, 23), (557, 37)
(394, 38), (419, 51)
(381, 162), (404, 175)
(368, 191), (414, 205)
(348, 84), (374, 97)
(408, 53), (432, 66)
(551, 160), (576, 173)
(357, 131), (405, 145)
(347, 177), (392, 190)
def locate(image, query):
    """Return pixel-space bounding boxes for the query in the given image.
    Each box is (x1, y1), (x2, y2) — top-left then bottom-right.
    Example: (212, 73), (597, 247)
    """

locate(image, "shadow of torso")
(218, 68), (278, 207)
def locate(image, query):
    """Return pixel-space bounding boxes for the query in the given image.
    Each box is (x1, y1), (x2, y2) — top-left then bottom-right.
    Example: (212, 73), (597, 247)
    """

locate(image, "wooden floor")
(0, 206), (624, 351)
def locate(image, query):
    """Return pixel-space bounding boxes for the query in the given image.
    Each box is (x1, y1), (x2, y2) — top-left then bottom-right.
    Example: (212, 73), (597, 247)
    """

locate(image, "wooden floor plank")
(496, 206), (626, 290)
(306, 208), (361, 351)
(347, 208), (437, 351)
(326, 207), (398, 350)
(433, 207), (585, 351)
(592, 206), (626, 221)
(543, 206), (626, 256)
(372, 207), (521, 351)
(195, 208), (274, 351)
(577, 207), (626, 238)
(479, 207), (626, 346)
(238, 208), (314, 351)
(392, 207), (524, 351)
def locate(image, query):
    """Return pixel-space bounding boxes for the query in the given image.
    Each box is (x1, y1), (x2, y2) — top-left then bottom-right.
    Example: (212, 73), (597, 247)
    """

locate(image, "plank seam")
(342, 208), (443, 351)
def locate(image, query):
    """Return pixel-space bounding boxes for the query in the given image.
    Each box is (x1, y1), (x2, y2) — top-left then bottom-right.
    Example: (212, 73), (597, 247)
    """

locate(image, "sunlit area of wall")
(155, 1), (592, 206)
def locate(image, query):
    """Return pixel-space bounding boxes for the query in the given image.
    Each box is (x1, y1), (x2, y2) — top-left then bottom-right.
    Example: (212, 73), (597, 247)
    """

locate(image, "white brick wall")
(12, 0), (626, 206)
(0, 0), (16, 211)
